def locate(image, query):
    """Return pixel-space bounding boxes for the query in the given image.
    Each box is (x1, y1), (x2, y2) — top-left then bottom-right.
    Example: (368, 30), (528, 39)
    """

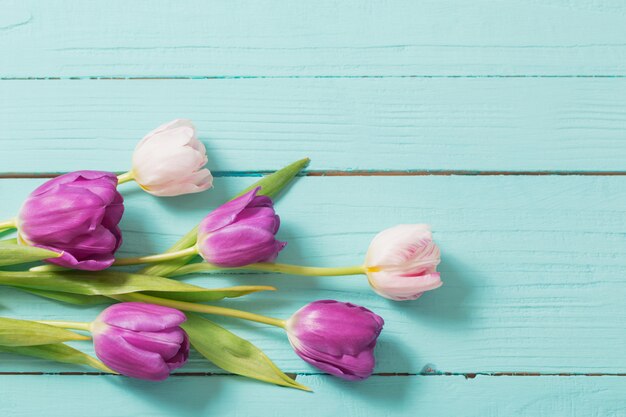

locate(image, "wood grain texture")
(2, 0), (626, 77)
(1, 375), (625, 417)
(0, 176), (624, 374)
(2, 78), (626, 173)
(3, 0), (626, 412)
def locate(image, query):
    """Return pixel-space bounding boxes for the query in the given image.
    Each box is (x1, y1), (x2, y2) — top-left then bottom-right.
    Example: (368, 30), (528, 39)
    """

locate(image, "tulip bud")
(285, 300), (384, 381)
(16, 171), (124, 271)
(132, 119), (213, 197)
(197, 187), (286, 267)
(365, 224), (442, 301)
(91, 302), (189, 381)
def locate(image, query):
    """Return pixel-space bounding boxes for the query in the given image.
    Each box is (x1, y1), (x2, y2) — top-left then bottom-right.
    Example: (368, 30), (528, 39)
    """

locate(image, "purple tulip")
(197, 187), (286, 267)
(285, 300), (384, 381)
(91, 302), (189, 381)
(16, 171), (124, 271)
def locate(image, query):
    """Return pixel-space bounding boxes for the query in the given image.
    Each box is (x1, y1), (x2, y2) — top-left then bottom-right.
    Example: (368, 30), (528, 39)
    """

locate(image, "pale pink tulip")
(132, 119), (213, 197)
(365, 224), (442, 301)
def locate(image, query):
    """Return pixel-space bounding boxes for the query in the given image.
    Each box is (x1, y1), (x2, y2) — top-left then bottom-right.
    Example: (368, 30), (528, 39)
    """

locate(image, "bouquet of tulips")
(0, 120), (442, 390)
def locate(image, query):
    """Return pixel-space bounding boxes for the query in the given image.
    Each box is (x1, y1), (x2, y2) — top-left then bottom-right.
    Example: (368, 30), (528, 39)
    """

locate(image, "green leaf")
(139, 157), (310, 277)
(0, 270), (275, 304)
(0, 317), (90, 346)
(0, 270), (229, 296)
(182, 313), (310, 391)
(21, 288), (111, 305)
(0, 242), (61, 267)
(231, 157), (310, 200)
(0, 343), (114, 373)
(143, 285), (276, 302)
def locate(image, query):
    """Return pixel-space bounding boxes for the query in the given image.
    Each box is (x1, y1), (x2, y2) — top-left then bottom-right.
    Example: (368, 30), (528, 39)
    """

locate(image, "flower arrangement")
(0, 120), (442, 390)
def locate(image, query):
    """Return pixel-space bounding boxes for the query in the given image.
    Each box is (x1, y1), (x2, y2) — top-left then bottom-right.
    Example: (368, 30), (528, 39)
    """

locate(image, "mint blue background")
(1, 1), (625, 415)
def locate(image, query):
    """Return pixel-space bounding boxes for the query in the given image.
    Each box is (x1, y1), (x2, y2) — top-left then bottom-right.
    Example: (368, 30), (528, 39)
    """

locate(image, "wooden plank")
(0, 176), (625, 374)
(2, 1), (626, 77)
(0, 375), (625, 417)
(2, 78), (626, 173)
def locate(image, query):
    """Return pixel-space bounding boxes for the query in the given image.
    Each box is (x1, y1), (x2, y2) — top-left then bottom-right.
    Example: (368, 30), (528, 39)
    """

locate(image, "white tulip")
(131, 119), (213, 197)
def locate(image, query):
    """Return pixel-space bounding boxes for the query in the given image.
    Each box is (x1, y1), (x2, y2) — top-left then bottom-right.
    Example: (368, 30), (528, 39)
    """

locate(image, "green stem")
(170, 262), (366, 278)
(0, 218), (17, 230)
(113, 246), (199, 266)
(113, 293), (286, 329)
(29, 264), (68, 272)
(37, 320), (92, 332)
(116, 171), (135, 185)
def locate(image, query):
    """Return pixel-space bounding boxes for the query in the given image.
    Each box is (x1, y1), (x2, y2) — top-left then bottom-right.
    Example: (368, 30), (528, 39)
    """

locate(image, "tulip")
(128, 119), (213, 197)
(16, 170), (124, 271)
(91, 302), (189, 381)
(197, 186), (286, 267)
(285, 300), (384, 381)
(110, 186), (285, 268)
(364, 224), (442, 301)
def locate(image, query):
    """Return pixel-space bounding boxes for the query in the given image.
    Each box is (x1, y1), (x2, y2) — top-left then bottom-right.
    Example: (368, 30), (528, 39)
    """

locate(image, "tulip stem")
(0, 218), (16, 230)
(169, 262), (367, 278)
(37, 320), (92, 332)
(116, 171), (135, 185)
(111, 293), (287, 329)
(112, 246), (199, 266)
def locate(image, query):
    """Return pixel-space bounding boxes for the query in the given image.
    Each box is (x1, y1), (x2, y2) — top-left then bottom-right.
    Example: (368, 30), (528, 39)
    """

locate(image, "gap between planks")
(2, 75), (626, 80)
(5, 170), (626, 179)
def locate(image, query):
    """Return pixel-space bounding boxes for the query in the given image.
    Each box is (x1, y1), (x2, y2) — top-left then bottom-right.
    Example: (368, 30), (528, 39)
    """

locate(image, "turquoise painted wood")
(1, 375), (625, 417)
(2, 78), (626, 173)
(0, 176), (625, 375)
(2, 0), (626, 77)
(2, 0), (626, 415)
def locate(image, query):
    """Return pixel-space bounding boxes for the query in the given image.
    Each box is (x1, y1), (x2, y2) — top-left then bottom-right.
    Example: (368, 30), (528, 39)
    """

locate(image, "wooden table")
(1, 1), (625, 415)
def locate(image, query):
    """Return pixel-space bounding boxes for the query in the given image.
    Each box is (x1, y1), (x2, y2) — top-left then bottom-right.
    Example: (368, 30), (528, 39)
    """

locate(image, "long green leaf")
(0, 317), (90, 346)
(139, 157), (310, 277)
(0, 242), (60, 267)
(143, 285), (276, 302)
(20, 289), (111, 305)
(0, 343), (114, 373)
(182, 313), (310, 391)
(0, 270), (272, 301)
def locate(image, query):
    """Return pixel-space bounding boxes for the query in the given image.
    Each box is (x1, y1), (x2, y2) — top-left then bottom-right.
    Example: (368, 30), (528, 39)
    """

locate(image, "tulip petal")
(166, 331), (190, 370)
(369, 272), (442, 301)
(94, 328), (172, 381)
(289, 337), (376, 381)
(122, 327), (187, 361)
(19, 189), (109, 242)
(28, 171), (117, 197)
(199, 224), (286, 266)
(249, 195), (273, 208)
(365, 224), (437, 268)
(98, 302), (187, 332)
(135, 138), (206, 185)
(137, 119), (195, 146)
(146, 168), (213, 197)
(38, 244), (116, 271)
(198, 188), (260, 234)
